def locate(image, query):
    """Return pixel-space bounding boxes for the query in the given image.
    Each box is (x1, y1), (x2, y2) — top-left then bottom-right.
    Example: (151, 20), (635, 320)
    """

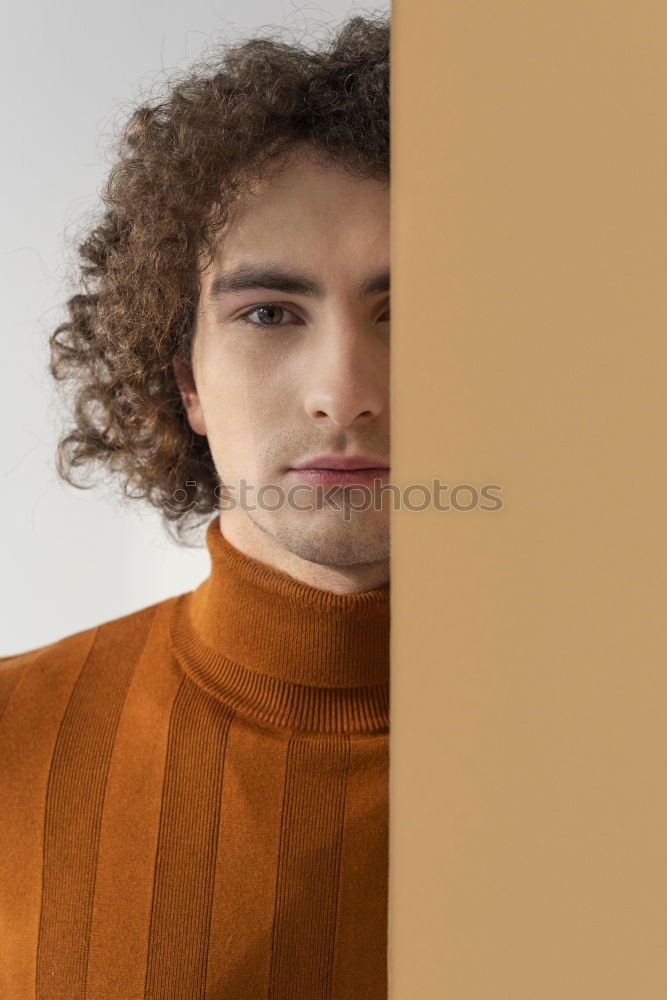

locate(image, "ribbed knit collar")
(170, 516), (390, 734)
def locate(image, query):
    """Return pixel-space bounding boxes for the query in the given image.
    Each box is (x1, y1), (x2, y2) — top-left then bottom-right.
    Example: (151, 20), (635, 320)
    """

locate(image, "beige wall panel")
(391, 2), (667, 996)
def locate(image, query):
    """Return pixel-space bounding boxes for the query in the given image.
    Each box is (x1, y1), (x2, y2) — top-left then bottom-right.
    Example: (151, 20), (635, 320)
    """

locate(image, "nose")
(302, 318), (388, 429)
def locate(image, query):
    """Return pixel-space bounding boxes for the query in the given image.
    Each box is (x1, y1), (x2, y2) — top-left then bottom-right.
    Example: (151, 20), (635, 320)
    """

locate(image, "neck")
(218, 511), (390, 594)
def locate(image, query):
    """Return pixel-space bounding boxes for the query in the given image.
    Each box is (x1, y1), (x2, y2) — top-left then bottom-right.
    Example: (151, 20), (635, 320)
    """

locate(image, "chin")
(265, 511), (390, 569)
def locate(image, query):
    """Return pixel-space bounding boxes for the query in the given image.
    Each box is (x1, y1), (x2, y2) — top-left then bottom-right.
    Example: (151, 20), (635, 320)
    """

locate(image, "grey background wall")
(0, 0), (388, 654)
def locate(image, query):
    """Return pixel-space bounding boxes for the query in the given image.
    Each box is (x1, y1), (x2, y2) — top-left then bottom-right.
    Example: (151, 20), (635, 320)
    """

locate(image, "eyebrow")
(208, 264), (390, 300)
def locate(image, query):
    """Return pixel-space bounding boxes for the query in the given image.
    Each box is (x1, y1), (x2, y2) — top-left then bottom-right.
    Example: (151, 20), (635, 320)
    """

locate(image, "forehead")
(214, 150), (389, 268)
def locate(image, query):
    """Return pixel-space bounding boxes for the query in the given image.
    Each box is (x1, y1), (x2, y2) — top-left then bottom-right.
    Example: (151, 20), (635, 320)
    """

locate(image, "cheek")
(197, 338), (300, 428)
(198, 370), (290, 446)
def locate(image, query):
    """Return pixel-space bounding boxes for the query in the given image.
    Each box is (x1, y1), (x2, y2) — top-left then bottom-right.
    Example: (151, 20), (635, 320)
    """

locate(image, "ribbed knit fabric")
(0, 516), (390, 1000)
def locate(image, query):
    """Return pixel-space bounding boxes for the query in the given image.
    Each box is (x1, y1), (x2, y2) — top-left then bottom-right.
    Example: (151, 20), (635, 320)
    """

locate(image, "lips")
(288, 470), (389, 488)
(290, 453), (390, 471)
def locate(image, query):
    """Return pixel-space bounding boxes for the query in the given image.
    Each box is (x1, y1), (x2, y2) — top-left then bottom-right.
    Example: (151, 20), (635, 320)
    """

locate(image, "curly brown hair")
(49, 14), (390, 543)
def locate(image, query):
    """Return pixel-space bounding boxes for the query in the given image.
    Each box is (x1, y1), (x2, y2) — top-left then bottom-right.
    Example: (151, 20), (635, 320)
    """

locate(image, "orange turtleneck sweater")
(0, 516), (390, 999)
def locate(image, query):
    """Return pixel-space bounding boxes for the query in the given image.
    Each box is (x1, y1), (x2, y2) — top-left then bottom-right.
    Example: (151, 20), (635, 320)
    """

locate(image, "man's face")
(177, 149), (390, 569)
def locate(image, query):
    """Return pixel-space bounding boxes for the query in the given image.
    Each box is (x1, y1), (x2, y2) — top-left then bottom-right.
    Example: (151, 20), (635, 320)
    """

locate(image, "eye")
(377, 298), (390, 323)
(237, 304), (301, 328)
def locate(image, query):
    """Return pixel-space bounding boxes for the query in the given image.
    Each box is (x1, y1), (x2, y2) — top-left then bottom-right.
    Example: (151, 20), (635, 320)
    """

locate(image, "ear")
(172, 355), (207, 436)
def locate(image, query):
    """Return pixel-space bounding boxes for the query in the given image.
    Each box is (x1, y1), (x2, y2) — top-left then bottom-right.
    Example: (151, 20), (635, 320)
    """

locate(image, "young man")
(0, 15), (390, 1000)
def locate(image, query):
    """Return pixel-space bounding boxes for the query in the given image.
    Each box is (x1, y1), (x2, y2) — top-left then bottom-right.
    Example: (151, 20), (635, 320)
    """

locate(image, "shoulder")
(0, 592), (185, 723)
